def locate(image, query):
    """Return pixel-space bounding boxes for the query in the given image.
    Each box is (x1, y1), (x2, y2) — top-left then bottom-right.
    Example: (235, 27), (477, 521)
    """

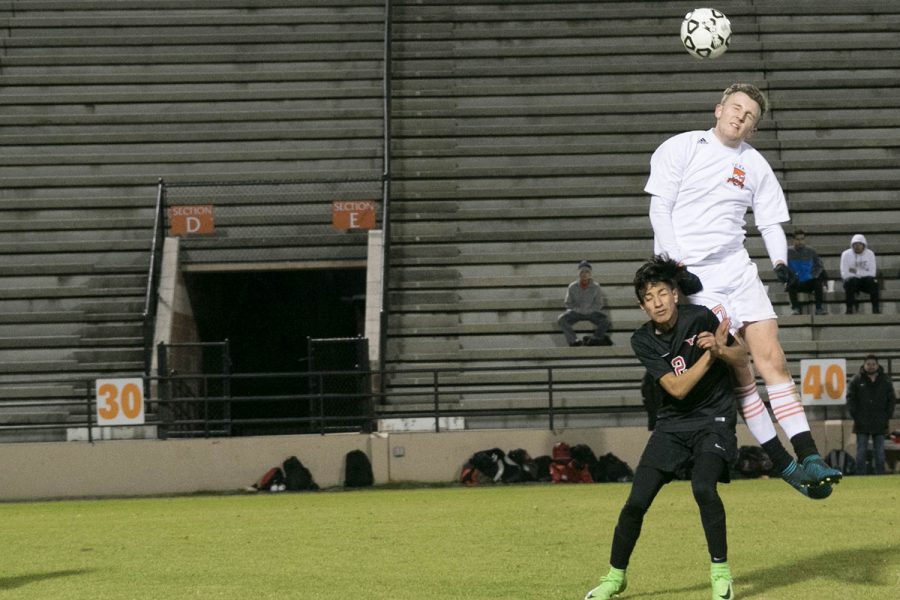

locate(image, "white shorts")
(686, 249), (777, 332)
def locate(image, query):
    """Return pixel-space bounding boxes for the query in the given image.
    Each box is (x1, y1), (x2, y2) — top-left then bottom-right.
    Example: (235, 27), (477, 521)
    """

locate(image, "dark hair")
(864, 354), (878, 363)
(792, 228), (806, 238)
(633, 255), (681, 302)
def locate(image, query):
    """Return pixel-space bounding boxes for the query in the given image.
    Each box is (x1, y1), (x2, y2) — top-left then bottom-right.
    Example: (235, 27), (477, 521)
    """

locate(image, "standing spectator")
(786, 229), (826, 315)
(557, 260), (612, 346)
(840, 234), (880, 314)
(848, 355), (896, 475)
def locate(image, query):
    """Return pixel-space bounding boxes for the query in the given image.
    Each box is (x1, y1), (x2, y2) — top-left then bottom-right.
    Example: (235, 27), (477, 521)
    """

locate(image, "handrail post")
(142, 178), (166, 376)
(319, 372), (325, 435)
(433, 370), (440, 433)
(378, 0), (393, 403)
(203, 374), (210, 438)
(86, 380), (93, 443)
(548, 367), (554, 431)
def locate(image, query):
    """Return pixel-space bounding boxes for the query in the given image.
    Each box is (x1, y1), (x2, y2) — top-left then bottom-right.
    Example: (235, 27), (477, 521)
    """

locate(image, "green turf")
(1, 476), (897, 599)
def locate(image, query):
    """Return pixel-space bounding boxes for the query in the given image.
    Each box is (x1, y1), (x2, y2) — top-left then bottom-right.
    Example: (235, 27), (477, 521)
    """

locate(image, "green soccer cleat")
(802, 454), (843, 486)
(584, 567), (627, 600)
(780, 460), (814, 496)
(710, 562), (734, 600)
(806, 482), (832, 500)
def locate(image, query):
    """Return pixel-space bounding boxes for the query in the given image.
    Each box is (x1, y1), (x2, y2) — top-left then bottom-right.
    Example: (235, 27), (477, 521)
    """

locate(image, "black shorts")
(638, 423), (737, 483)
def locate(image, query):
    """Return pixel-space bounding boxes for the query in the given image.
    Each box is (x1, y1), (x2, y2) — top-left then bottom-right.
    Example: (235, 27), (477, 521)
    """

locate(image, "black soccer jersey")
(630, 303), (737, 432)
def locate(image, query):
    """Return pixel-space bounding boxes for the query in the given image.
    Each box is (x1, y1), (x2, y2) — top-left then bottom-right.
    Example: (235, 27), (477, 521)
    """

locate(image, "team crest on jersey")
(727, 164), (746, 189)
(684, 334), (699, 346)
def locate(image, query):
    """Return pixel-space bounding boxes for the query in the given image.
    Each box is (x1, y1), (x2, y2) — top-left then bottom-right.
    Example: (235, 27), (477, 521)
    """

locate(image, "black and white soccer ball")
(680, 8), (731, 60)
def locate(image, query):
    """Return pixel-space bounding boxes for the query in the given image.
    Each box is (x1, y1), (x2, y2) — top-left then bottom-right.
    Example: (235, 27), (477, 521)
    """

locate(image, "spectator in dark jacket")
(786, 229), (826, 315)
(848, 355), (897, 474)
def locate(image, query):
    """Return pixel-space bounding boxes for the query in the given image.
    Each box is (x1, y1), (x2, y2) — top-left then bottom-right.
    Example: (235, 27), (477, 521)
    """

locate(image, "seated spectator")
(557, 260), (612, 346)
(786, 229), (826, 315)
(840, 234), (880, 314)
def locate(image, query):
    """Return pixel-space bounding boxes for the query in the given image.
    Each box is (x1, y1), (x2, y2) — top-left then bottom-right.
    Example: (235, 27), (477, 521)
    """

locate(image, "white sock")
(766, 381), (810, 438)
(735, 382), (777, 444)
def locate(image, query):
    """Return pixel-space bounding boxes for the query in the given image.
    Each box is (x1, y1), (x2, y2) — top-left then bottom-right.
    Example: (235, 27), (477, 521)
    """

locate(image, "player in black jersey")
(585, 256), (743, 600)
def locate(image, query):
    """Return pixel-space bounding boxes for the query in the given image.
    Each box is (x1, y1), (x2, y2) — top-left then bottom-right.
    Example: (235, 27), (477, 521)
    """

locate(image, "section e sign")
(168, 205), (215, 236)
(332, 200), (377, 231)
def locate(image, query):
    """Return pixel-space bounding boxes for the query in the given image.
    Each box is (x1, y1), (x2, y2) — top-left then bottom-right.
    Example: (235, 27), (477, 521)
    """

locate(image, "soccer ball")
(680, 8), (731, 59)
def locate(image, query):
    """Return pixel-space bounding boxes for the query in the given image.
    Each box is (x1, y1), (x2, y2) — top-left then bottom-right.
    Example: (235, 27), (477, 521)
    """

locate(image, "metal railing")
(0, 358), (894, 442)
(0, 362), (651, 442)
(142, 179), (167, 375)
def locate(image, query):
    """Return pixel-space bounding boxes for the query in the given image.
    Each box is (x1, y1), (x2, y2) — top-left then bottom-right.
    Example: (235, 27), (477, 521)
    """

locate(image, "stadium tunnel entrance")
(182, 267), (367, 436)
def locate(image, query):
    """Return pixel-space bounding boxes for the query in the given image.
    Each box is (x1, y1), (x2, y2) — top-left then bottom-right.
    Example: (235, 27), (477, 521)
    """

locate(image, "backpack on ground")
(549, 442), (592, 483)
(344, 449), (374, 488)
(471, 447), (506, 481)
(596, 452), (634, 483)
(507, 448), (538, 482)
(532, 455), (553, 482)
(736, 446), (773, 478)
(825, 449), (856, 476)
(283, 456), (319, 491)
(253, 466), (285, 491)
(570, 443), (603, 482)
(460, 460), (482, 485)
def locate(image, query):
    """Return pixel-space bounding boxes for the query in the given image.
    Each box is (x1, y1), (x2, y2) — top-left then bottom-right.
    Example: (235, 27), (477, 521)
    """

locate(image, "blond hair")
(721, 83), (768, 119)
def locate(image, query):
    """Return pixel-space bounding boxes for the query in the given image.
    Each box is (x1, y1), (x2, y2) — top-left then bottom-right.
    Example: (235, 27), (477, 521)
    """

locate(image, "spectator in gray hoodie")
(558, 260), (612, 346)
(840, 234), (879, 314)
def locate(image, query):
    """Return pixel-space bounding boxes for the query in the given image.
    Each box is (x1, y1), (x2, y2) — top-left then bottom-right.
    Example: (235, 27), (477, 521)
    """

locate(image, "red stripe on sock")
(773, 405), (805, 419)
(767, 389), (797, 402)
(741, 398), (766, 418)
(742, 405), (767, 419)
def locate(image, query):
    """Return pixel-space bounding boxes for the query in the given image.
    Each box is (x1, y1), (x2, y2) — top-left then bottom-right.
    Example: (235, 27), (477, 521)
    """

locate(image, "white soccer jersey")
(644, 129), (789, 267)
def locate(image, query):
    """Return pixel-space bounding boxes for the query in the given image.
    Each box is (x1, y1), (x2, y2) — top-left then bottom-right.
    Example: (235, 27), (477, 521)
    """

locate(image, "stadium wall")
(0, 420), (877, 501)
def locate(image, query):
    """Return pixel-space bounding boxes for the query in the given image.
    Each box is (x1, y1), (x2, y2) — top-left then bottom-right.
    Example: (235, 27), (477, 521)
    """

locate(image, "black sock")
(789, 431), (819, 462)
(761, 437), (794, 473)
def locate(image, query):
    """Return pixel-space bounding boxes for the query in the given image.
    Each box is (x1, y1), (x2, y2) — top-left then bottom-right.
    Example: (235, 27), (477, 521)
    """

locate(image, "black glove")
(676, 267), (703, 295)
(774, 263), (799, 289)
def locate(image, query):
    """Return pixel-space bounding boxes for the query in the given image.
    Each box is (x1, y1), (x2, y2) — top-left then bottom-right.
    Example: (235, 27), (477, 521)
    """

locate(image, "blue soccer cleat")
(802, 454), (842, 486)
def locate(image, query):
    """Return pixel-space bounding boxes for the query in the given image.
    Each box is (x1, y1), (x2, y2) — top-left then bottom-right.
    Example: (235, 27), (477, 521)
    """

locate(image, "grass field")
(1, 476), (897, 599)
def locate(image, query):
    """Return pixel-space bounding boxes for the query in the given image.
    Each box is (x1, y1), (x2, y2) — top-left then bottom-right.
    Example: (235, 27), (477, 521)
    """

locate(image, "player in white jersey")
(644, 83), (842, 494)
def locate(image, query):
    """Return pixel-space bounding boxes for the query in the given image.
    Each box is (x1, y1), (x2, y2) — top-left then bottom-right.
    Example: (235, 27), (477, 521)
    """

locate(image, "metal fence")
(2, 357), (894, 443)
(0, 362), (651, 443)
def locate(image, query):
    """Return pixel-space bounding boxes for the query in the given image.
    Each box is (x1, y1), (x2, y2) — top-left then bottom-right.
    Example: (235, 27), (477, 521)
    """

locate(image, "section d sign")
(332, 200), (377, 230)
(169, 204), (215, 235)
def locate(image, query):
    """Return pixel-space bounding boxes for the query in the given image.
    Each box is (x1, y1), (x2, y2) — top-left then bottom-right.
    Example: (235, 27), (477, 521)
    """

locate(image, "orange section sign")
(168, 205), (215, 235)
(332, 200), (377, 230)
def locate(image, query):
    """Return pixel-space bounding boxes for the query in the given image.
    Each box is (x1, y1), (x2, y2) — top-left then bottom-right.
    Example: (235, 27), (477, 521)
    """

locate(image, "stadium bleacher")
(0, 1), (897, 438)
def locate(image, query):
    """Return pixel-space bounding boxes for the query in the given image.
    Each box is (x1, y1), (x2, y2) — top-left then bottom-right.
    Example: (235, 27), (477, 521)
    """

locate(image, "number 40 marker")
(799, 359), (846, 406)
